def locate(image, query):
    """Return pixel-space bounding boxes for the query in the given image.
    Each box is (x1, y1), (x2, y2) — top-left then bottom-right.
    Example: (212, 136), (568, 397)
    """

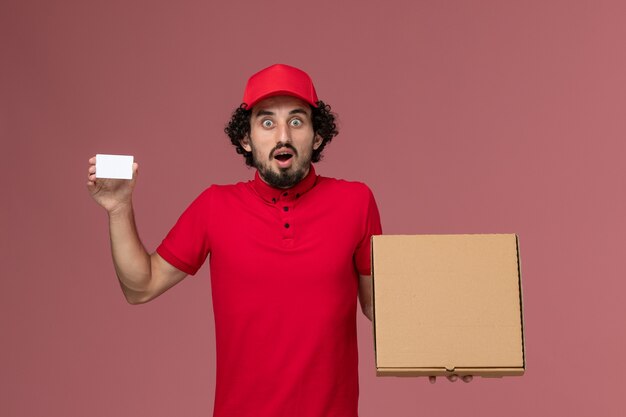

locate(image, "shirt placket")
(275, 191), (298, 248)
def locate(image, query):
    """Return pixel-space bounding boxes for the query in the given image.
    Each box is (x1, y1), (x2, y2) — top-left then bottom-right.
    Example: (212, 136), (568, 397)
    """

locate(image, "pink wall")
(3, 0), (625, 416)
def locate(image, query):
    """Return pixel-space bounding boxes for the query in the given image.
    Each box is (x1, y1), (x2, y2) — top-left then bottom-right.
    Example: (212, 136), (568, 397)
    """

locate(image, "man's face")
(240, 95), (322, 189)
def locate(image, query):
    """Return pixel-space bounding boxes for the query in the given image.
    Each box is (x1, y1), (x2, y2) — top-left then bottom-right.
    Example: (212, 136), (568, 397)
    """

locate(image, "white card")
(96, 154), (134, 179)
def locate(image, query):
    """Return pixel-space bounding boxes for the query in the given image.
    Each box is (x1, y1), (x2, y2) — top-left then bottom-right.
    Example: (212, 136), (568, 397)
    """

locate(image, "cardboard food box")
(372, 234), (525, 377)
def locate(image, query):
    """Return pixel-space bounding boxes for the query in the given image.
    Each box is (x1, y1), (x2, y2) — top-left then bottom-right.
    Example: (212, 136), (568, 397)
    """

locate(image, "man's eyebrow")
(254, 110), (274, 118)
(254, 108), (310, 118)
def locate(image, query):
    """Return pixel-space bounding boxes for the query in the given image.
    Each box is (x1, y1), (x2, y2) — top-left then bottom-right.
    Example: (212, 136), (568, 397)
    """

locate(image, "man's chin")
(258, 166), (305, 189)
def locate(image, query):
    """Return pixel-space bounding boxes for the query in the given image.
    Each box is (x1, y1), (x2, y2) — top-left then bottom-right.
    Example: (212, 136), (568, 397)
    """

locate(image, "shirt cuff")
(156, 244), (200, 276)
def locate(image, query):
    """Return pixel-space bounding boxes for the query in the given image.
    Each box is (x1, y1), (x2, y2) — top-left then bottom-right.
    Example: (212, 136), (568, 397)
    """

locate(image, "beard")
(257, 165), (307, 188)
(251, 142), (312, 189)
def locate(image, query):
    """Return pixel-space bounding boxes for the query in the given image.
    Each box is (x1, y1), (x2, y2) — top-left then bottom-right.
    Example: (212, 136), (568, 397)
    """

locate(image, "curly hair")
(224, 100), (338, 167)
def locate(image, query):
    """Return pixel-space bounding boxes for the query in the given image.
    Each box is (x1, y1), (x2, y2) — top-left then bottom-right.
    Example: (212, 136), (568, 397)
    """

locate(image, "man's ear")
(313, 134), (323, 150)
(240, 136), (252, 152)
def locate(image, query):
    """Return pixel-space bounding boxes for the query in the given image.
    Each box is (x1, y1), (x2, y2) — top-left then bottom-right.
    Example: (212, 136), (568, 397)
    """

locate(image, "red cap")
(242, 64), (319, 109)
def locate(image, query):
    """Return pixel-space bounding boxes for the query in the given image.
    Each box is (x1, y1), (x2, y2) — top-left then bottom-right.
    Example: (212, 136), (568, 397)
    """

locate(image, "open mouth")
(274, 153), (293, 162)
(273, 147), (295, 162)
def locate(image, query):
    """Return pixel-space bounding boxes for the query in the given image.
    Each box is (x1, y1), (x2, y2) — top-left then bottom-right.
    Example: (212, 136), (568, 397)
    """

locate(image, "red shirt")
(157, 165), (382, 417)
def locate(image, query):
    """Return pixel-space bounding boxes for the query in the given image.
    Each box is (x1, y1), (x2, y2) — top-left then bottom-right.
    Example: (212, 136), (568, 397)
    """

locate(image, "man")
(88, 64), (380, 417)
(86, 64), (464, 417)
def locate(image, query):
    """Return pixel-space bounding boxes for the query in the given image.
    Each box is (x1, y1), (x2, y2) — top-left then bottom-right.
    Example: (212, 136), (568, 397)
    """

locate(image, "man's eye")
(262, 120), (273, 128)
(290, 119), (302, 127)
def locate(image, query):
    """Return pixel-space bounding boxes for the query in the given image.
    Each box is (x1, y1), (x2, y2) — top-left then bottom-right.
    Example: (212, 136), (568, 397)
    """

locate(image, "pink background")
(2, 0), (625, 416)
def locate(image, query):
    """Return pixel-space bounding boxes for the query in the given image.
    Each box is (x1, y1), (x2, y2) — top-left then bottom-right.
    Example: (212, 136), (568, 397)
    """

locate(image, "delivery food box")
(372, 234), (525, 377)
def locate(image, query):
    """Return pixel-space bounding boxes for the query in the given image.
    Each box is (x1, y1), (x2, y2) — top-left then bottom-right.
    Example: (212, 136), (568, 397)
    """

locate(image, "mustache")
(270, 143), (298, 159)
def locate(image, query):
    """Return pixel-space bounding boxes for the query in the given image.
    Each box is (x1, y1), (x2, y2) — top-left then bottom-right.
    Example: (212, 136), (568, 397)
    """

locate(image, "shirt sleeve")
(156, 188), (213, 276)
(354, 185), (382, 276)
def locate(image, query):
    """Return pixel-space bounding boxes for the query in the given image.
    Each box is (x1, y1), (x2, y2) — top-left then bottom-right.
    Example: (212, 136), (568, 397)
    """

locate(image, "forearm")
(359, 296), (373, 321)
(108, 203), (152, 301)
(358, 274), (373, 321)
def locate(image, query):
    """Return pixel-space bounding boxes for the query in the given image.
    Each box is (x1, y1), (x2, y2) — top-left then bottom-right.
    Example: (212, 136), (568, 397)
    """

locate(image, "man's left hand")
(428, 375), (473, 384)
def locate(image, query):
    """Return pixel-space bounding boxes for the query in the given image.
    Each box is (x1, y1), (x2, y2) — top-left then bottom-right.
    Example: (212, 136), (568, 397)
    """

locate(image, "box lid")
(372, 234), (525, 375)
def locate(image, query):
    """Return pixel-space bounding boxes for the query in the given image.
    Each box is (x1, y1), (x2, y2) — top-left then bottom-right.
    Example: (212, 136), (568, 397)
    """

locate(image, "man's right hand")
(86, 156), (139, 213)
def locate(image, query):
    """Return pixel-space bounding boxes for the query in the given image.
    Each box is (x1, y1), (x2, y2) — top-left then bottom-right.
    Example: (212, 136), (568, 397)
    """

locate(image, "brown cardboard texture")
(372, 234), (525, 377)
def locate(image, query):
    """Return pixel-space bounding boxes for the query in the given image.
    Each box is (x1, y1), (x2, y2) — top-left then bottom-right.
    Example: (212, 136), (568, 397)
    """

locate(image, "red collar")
(251, 164), (318, 203)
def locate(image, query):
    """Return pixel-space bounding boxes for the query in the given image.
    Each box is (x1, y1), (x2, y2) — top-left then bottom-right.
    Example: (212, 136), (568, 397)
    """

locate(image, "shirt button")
(283, 192), (288, 197)
(295, 193), (300, 198)
(283, 206), (289, 212)
(272, 198), (276, 203)
(284, 223), (290, 228)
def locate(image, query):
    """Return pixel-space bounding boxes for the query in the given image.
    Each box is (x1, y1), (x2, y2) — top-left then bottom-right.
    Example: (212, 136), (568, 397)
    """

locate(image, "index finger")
(88, 156), (96, 164)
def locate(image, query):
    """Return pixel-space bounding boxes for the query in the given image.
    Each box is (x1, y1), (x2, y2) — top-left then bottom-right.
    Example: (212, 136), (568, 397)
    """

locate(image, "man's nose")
(277, 122), (292, 143)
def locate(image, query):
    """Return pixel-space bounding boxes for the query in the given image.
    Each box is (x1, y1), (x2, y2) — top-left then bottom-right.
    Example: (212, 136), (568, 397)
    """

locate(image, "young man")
(87, 64), (382, 417)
